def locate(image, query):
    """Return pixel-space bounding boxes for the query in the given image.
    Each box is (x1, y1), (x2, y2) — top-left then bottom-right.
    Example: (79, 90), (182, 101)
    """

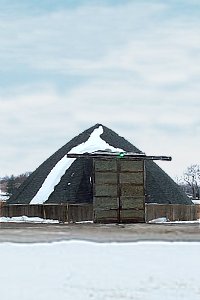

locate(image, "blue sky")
(0, 0), (200, 179)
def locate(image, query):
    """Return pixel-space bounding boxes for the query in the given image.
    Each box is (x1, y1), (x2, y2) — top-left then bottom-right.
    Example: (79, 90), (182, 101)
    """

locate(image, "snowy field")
(1, 241), (200, 300)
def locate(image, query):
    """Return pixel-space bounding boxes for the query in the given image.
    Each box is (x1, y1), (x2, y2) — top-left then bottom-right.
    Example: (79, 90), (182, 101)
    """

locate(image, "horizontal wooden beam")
(67, 152), (172, 161)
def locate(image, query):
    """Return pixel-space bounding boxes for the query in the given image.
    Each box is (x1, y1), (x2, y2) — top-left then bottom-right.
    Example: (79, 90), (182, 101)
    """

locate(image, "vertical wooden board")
(94, 160), (117, 172)
(196, 204), (200, 219)
(119, 172), (144, 184)
(83, 204), (93, 221)
(120, 160), (144, 172)
(173, 204), (183, 221)
(155, 204), (167, 220)
(95, 172), (118, 184)
(0, 202), (2, 217)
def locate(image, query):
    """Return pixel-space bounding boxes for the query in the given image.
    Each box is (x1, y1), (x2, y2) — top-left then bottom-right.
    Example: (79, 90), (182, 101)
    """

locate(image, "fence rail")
(0, 202), (200, 223)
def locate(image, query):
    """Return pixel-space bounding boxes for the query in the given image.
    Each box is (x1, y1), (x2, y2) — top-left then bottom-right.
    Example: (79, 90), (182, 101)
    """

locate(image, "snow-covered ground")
(0, 216), (59, 223)
(0, 240), (200, 300)
(149, 217), (200, 224)
(1, 215), (200, 224)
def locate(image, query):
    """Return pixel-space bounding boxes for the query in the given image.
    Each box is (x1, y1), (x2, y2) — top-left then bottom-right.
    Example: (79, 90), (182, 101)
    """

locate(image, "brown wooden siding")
(93, 158), (145, 223)
(145, 204), (200, 222)
(0, 203), (93, 223)
(1, 203), (200, 223)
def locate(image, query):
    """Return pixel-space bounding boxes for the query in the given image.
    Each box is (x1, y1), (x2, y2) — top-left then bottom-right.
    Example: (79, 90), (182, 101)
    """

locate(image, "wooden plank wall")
(93, 159), (145, 223)
(1, 202), (200, 223)
(0, 203), (93, 223)
(145, 204), (200, 222)
(0, 201), (5, 217)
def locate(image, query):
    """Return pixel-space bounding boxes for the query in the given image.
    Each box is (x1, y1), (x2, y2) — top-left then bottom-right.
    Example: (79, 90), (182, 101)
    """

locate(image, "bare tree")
(183, 164), (200, 199)
(1, 172), (32, 196)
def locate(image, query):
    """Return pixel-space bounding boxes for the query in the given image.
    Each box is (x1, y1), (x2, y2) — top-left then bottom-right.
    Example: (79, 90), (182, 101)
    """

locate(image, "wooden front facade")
(67, 151), (172, 223)
(93, 158), (145, 223)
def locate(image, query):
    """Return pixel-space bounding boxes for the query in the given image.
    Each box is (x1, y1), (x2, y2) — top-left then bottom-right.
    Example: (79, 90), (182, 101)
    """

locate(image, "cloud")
(0, 2), (166, 69)
(0, 1), (199, 74)
(0, 75), (199, 178)
(0, 0), (200, 178)
(0, 1), (200, 94)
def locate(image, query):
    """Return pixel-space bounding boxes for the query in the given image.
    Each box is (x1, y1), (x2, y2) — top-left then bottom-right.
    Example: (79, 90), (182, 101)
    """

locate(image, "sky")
(0, 0), (200, 180)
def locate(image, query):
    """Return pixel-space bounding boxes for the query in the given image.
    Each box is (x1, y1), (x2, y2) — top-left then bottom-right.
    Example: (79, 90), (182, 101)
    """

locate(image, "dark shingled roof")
(8, 123), (192, 205)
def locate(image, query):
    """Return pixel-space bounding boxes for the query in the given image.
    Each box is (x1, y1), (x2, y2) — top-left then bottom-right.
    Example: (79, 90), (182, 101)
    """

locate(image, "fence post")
(67, 204), (69, 223)
(43, 205), (46, 220)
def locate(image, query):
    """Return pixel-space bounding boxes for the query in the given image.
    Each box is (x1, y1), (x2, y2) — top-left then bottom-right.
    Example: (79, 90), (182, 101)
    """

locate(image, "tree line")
(0, 172), (32, 196)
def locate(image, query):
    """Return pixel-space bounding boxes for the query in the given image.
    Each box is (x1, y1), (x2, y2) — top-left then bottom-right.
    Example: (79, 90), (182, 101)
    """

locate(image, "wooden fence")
(0, 202), (200, 223)
(0, 203), (93, 223)
(0, 201), (5, 211)
(145, 204), (200, 222)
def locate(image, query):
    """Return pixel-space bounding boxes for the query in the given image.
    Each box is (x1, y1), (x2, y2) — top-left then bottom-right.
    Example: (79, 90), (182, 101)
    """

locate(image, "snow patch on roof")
(31, 126), (123, 204)
(30, 156), (75, 204)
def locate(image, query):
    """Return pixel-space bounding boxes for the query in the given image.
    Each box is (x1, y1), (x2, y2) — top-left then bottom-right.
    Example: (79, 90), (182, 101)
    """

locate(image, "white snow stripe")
(30, 126), (123, 204)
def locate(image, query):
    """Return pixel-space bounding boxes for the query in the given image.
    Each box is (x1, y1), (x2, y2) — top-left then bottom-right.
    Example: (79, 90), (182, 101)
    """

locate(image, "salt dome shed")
(8, 124), (191, 205)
